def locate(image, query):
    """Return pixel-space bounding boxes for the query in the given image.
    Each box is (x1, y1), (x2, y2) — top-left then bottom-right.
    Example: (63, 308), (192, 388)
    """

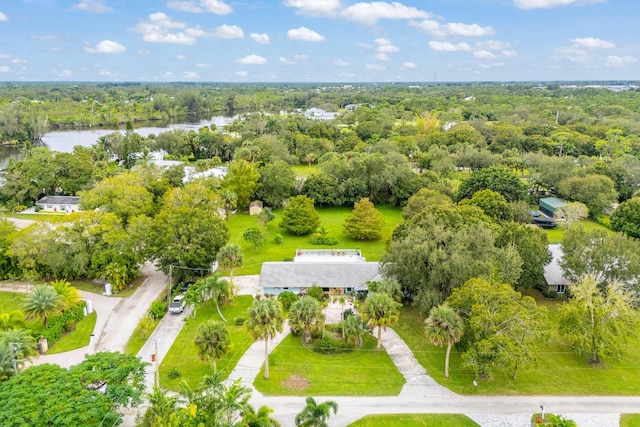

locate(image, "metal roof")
(259, 262), (381, 289)
(543, 244), (569, 286)
(36, 196), (80, 205)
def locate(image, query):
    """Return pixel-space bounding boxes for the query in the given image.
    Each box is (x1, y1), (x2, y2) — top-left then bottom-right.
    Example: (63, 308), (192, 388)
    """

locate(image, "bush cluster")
(309, 236), (338, 246)
(31, 301), (87, 344)
(277, 291), (299, 310)
(149, 300), (167, 320)
(313, 335), (354, 355)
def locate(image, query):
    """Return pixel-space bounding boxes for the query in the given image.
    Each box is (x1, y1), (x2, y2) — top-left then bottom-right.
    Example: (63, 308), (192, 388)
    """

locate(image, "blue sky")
(0, 0), (638, 82)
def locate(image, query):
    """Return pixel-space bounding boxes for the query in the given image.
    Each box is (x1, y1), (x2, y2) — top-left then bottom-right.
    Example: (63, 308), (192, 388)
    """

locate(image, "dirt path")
(93, 262), (168, 353)
(3, 217), (36, 230)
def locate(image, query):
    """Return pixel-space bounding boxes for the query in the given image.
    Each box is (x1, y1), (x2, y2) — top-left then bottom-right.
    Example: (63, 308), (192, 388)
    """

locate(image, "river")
(0, 115), (235, 170)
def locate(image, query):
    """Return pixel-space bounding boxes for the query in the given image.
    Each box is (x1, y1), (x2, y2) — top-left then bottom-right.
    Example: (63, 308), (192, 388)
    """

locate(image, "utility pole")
(167, 264), (173, 305)
(10, 342), (19, 376)
(154, 339), (159, 388)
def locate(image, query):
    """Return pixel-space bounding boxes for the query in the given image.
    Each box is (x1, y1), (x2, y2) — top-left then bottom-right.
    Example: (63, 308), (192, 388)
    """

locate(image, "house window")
(47, 205), (53, 209)
(557, 284), (566, 293)
(60, 205), (67, 211)
(283, 287), (289, 290)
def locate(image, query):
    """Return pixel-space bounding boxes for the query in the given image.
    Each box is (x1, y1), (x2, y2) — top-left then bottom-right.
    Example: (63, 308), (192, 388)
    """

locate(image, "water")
(0, 115), (235, 169)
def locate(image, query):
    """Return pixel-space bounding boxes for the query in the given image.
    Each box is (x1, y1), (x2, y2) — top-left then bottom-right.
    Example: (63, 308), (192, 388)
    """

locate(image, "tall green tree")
(458, 189), (512, 223)
(256, 160), (296, 208)
(495, 222), (551, 289)
(246, 298), (284, 379)
(288, 296), (324, 343)
(217, 243), (244, 284)
(424, 305), (464, 378)
(557, 174), (617, 219)
(243, 226), (267, 252)
(223, 159), (261, 210)
(402, 188), (452, 220)
(50, 279), (81, 310)
(343, 314), (367, 346)
(342, 197), (384, 241)
(456, 166), (527, 202)
(559, 275), (636, 365)
(295, 397), (338, 427)
(611, 197), (640, 238)
(21, 284), (62, 328)
(280, 195), (320, 236)
(447, 278), (546, 379)
(195, 320), (230, 373)
(361, 293), (401, 350)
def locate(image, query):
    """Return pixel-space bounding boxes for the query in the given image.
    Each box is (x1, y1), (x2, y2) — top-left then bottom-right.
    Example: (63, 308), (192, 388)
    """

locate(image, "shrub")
(138, 314), (156, 339)
(234, 317), (245, 326)
(274, 233), (283, 244)
(343, 308), (355, 320)
(307, 285), (324, 302)
(32, 301), (86, 345)
(313, 335), (354, 354)
(277, 291), (299, 310)
(309, 236), (338, 246)
(168, 367), (181, 379)
(149, 300), (167, 320)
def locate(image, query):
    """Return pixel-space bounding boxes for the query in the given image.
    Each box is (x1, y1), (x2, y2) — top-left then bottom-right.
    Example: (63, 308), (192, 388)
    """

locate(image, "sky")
(0, 0), (638, 83)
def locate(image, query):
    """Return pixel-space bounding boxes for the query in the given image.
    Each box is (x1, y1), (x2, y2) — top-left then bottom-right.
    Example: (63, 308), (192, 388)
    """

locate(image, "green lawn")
(348, 414), (480, 427)
(545, 219), (612, 244)
(620, 414), (640, 427)
(125, 316), (161, 356)
(227, 206), (403, 275)
(71, 275), (145, 298)
(395, 290), (640, 396)
(159, 295), (254, 391)
(47, 311), (97, 354)
(0, 213), (68, 223)
(253, 332), (405, 396)
(0, 291), (26, 313)
(291, 164), (318, 178)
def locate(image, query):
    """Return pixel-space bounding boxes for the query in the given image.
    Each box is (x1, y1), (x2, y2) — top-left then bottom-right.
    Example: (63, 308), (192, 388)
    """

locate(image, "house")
(183, 166), (228, 184)
(249, 200), (263, 216)
(36, 195), (81, 213)
(543, 244), (569, 294)
(259, 249), (381, 296)
(539, 197), (566, 217)
(304, 108), (339, 121)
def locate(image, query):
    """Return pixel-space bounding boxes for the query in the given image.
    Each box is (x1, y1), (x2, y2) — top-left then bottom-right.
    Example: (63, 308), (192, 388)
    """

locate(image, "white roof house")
(183, 166), (228, 183)
(544, 244), (569, 293)
(304, 108), (339, 121)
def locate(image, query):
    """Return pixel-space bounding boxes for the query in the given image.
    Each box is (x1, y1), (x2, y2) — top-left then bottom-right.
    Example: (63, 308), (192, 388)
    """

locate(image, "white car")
(169, 295), (186, 314)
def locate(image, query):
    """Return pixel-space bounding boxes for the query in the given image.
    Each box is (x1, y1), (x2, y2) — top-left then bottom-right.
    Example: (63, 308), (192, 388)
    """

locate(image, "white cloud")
(213, 24), (244, 39)
(235, 70), (248, 77)
(133, 13), (196, 45)
(287, 27), (325, 42)
(502, 49), (518, 57)
(375, 38), (400, 53)
(177, 54), (188, 60)
(30, 35), (59, 41)
(196, 63), (211, 68)
(572, 37), (615, 49)
(440, 22), (495, 37)
(283, 0), (341, 17)
(513, 0), (604, 9)
(280, 56), (296, 65)
(250, 33), (270, 44)
(72, 1), (112, 13)
(85, 40), (127, 54)
(341, 1), (430, 25)
(333, 59), (350, 66)
(473, 50), (496, 59)
(237, 54), (267, 65)
(428, 41), (472, 52)
(477, 40), (512, 50)
(411, 20), (494, 37)
(294, 54), (309, 60)
(375, 53), (389, 61)
(182, 71), (200, 79)
(605, 55), (638, 67)
(0, 66), (9, 72)
(365, 63), (385, 70)
(401, 61), (416, 69)
(356, 42), (372, 49)
(0, 54), (10, 59)
(138, 50), (151, 56)
(167, 0), (232, 14)
(0, 12), (8, 21)
(52, 68), (73, 77)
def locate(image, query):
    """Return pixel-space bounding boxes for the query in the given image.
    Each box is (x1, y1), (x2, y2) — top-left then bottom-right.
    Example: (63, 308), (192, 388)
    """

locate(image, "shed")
(249, 200), (263, 216)
(539, 197), (566, 217)
(36, 196), (81, 213)
(543, 244), (569, 294)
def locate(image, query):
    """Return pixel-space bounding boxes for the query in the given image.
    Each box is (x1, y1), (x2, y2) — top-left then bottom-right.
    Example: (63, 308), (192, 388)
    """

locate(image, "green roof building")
(539, 197), (566, 217)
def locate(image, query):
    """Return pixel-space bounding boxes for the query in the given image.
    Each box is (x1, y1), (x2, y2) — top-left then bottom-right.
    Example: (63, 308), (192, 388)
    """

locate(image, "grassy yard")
(159, 295), (254, 391)
(545, 219), (612, 244)
(620, 414), (640, 426)
(125, 316), (161, 356)
(291, 164), (318, 178)
(394, 290), (640, 396)
(0, 291), (26, 313)
(253, 332), (405, 396)
(348, 414), (480, 427)
(0, 212), (68, 223)
(226, 206), (403, 276)
(47, 311), (97, 354)
(71, 274), (146, 298)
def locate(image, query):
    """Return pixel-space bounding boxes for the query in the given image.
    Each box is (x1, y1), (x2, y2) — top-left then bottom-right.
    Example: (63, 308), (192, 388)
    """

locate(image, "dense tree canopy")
(456, 166), (527, 203)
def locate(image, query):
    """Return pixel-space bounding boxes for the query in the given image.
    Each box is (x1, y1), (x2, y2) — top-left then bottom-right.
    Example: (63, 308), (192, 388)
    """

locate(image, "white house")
(543, 244), (569, 294)
(304, 108), (339, 121)
(36, 196), (81, 213)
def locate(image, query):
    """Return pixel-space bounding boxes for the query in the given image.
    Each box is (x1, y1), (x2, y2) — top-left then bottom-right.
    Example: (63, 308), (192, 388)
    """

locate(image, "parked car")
(169, 295), (186, 314)
(529, 209), (541, 217)
(532, 217), (557, 229)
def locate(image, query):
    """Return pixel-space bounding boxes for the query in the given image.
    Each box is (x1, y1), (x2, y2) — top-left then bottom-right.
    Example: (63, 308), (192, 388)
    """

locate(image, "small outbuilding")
(543, 244), (569, 294)
(249, 200), (264, 216)
(539, 197), (566, 217)
(36, 195), (81, 213)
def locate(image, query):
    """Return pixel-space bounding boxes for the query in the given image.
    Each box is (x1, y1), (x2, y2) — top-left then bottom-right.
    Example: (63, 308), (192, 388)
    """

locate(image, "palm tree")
(136, 386), (179, 427)
(339, 296), (346, 339)
(361, 293), (401, 350)
(243, 405), (281, 427)
(22, 284), (63, 328)
(424, 304), (464, 378)
(288, 296), (324, 343)
(0, 328), (39, 374)
(0, 310), (25, 331)
(217, 243), (244, 285)
(198, 274), (230, 323)
(295, 397), (338, 427)
(194, 320), (230, 373)
(343, 314), (366, 346)
(50, 279), (82, 310)
(246, 298), (284, 379)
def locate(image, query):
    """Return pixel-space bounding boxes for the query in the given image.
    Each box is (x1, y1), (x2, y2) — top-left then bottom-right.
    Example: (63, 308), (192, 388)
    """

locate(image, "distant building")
(183, 166), (228, 184)
(249, 200), (263, 216)
(304, 108), (339, 121)
(539, 197), (566, 217)
(259, 249), (381, 296)
(36, 195), (81, 213)
(544, 244), (569, 294)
